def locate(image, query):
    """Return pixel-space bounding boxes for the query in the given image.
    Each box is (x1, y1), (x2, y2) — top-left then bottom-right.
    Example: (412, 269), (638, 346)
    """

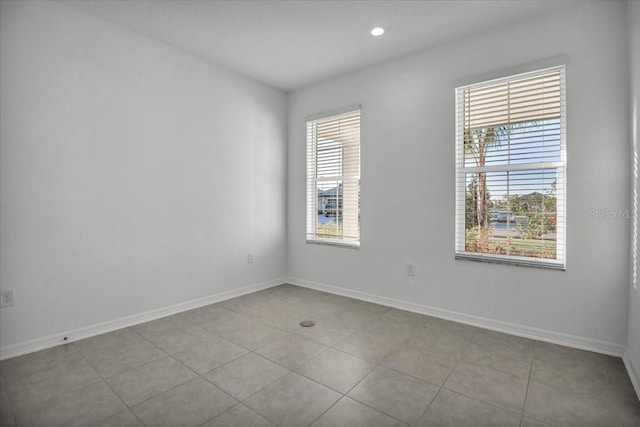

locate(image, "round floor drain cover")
(299, 320), (315, 327)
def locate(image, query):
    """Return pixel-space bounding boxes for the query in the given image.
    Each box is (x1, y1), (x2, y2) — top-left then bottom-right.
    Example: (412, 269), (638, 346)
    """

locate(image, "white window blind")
(633, 133), (638, 289)
(306, 107), (361, 247)
(455, 66), (566, 269)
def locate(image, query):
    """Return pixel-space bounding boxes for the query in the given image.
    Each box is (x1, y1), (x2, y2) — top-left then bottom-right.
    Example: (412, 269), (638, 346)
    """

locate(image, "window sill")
(306, 238), (360, 249)
(455, 252), (565, 270)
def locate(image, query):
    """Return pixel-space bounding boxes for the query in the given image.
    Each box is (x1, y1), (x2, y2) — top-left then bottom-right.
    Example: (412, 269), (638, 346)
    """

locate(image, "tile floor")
(1, 284), (639, 427)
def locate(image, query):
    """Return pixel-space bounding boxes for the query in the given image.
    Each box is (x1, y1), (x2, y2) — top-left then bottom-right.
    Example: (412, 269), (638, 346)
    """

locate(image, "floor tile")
(524, 380), (640, 427)
(2, 284), (639, 427)
(216, 294), (272, 316)
(132, 315), (192, 340)
(220, 323), (291, 351)
(348, 366), (438, 426)
(323, 303), (388, 327)
(197, 307), (257, 336)
(172, 336), (248, 374)
(92, 409), (144, 427)
(428, 318), (481, 341)
(533, 341), (621, 366)
(382, 337), (456, 386)
(243, 373), (341, 427)
(340, 298), (390, 315)
(377, 309), (433, 330)
(0, 381), (15, 427)
(311, 397), (406, 427)
(334, 328), (409, 364)
(409, 326), (472, 361)
(363, 314), (418, 337)
(255, 333), (327, 369)
(462, 342), (532, 379)
(0, 344), (83, 382)
(79, 339), (166, 378)
(530, 354), (609, 395)
(293, 317), (357, 346)
(471, 329), (536, 354)
(132, 377), (236, 427)
(205, 353), (289, 400)
(519, 417), (554, 427)
(178, 304), (233, 324)
(443, 363), (527, 412)
(0, 411), (15, 427)
(4, 357), (102, 414)
(298, 348), (374, 393)
(288, 298), (337, 319)
(258, 310), (311, 333)
(202, 404), (274, 427)
(524, 380), (607, 427)
(73, 328), (147, 355)
(593, 390), (640, 426)
(365, 314), (416, 339)
(606, 361), (639, 401)
(13, 381), (125, 427)
(105, 356), (197, 406)
(143, 324), (219, 354)
(418, 388), (521, 427)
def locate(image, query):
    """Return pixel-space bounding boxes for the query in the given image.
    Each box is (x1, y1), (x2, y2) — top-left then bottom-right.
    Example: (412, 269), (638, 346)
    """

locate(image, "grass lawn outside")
(466, 230), (556, 259)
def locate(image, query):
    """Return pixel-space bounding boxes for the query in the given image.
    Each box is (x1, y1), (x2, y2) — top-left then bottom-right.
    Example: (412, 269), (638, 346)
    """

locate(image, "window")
(306, 106), (361, 247)
(455, 66), (566, 269)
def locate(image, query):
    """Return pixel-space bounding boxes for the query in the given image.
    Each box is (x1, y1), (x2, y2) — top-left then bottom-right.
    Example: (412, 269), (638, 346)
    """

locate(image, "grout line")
(417, 386), (443, 425)
(0, 381), (17, 427)
(343, 394), (413, 426)
(195, 402), (239, 427)
(127, 352), (244, 425)
(414, 360), (460, 424)
(5, 285), (634, 427)
(72, 346), (145, 426)
(519, 354), (536, 427)
(440, 386), (525, 417)
(305, 395), (342, 426)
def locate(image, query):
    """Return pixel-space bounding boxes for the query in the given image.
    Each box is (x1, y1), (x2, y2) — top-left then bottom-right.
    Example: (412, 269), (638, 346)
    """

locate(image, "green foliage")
(462, 121), (559, 260)
(503, 184), (558, 238)
(465, 178), (479, 229)
(524, 213), (555, 238)
(465, 176), (492, 230)
(464, 226), (556, 259)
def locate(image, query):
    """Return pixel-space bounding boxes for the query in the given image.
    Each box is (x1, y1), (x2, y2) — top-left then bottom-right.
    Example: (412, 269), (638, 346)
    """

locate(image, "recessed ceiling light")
(370, 27), (385, 37)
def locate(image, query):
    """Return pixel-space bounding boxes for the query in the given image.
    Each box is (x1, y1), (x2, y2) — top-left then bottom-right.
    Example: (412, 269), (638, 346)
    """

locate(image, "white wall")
(288, 1), (631, 353)
(626, 0), (640, 391)
(1, 0), (634, 361)
(0, 1), (287, 356)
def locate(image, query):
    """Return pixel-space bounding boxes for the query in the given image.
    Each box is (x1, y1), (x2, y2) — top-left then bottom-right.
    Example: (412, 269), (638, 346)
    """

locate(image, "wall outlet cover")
(1, 290), (14, 307)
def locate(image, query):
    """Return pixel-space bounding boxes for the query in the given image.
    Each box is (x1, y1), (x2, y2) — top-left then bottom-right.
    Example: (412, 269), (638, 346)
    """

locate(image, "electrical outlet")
(1, 290), (14, 307)
(407, 264), (415, 277)
(247, 253), (254, 264)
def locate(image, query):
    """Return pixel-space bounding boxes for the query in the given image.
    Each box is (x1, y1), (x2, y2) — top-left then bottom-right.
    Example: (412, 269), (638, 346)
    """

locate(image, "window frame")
(306, 105), (361, 248)
(454, 66), (567, 270)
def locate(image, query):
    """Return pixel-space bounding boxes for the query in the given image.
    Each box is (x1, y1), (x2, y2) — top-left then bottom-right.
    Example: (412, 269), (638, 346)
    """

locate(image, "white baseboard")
(623, 347), (640, 399)
(2, 276), (627, 361)
(288, 276), (626, 357)
(0, 277), (285, 360)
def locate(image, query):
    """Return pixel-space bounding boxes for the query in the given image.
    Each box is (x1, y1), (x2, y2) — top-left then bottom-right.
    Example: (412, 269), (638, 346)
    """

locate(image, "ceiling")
(59, 0), (572, 92)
